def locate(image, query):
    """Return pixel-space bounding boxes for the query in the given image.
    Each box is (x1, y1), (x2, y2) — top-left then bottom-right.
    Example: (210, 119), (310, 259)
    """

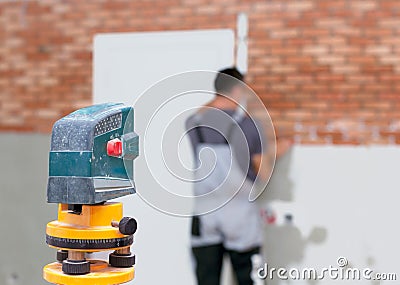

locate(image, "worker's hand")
(276, 138), (293, 158)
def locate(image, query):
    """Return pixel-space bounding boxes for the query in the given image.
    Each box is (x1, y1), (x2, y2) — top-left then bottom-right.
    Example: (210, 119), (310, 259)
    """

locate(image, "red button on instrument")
(107, 138), (122, 157)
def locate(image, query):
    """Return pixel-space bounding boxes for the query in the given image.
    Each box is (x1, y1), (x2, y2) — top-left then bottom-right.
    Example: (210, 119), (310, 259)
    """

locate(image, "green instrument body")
(47, 103), (139, 204)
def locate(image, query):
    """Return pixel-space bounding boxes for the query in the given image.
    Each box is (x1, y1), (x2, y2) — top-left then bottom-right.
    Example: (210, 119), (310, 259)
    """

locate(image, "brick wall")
(0, 0), (399, 144)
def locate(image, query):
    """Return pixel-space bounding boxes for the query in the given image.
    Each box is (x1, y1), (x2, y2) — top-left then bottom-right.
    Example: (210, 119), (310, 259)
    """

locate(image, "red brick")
(379, 18), (400, 28)
(286, 75), (313, 83)
(332, 45), (361, 54)
(302, 45), (328, 55)
(270, 47), (298, 55)
(317, 129), (343, 140)
(286, 38), (314, 46)
(196, 6), (220, 15)
(329, 9), (354, 18)
(348, 37), (376, 46)
(379, 74), (400, 82)
(302, 28), (330, 37)
(300, 84), (329, 92)
(317, 36), (346, 45)
(316, 74), (345, 82)
(364, 84), (392, 92)
(378, 94), (400, 102)
(285, 56), (314, 64)
(335, 26), (361, 36)
(364, 28), (394, 37)
(332, 65), (359, 74)
(253, 19), (283, 29)
(316, 18), (346, 28)
(270, 65), (297, 74)
(286, 1), (314, 12)
(315, 93), (346, 101)
(285, 110), (313, 120)
(317, 55), (345, 65)
(364, 102), (392, 110)
(379, 0), (400, 9)
(301, 101), (328, 109)
(349, 0), (377, 11)
(331, 84), (361, 92)
(365, 45), (391, 55)
(380, 56), (400, 65)
(316, 0), (346, 9)
(271, 84), (297, 92)
(299, 65), (330, 73)
(302, 10), (330, 19)
(362, 65), (393, 73)
(270, 29), (298, 39)
(268, 101), (297, 109)
(253, 75), (283, 83)
(287, 19), (314, 28)
(347, 75), (376, 83)
(348, 56), (377, 64)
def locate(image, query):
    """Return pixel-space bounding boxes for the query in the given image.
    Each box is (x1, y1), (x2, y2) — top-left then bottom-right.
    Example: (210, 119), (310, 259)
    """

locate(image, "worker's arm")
(252, 138), (292, 181)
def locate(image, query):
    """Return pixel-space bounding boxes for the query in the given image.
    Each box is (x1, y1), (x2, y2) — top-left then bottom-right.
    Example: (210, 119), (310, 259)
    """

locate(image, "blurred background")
(0, 0), (399, 285)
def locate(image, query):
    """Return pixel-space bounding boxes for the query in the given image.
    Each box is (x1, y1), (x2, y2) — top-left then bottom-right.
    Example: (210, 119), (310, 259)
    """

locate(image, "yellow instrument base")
(43, 260), (134, 285)
(46, 203), (125, 241)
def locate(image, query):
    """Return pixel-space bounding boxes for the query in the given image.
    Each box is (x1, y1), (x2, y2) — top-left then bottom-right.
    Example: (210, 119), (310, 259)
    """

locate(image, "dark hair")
(214, 67), (244, 94)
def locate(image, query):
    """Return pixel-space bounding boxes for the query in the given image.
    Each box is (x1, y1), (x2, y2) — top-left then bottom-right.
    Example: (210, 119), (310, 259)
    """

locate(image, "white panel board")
(262, 145), (400, 285)
(94, 29), (234, 105)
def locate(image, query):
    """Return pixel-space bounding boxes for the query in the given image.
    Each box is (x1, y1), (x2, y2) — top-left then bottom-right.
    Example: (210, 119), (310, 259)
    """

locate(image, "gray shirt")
(186, 108), (264, 181)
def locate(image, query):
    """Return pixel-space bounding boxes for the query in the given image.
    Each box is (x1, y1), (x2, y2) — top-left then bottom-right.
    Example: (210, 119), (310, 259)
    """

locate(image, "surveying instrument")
(43, 103), (139, 285)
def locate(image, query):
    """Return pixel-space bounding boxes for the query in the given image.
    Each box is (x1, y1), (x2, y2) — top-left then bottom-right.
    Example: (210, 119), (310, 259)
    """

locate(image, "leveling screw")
(62, 251), (90, 275)
(111, 217), (138, 235)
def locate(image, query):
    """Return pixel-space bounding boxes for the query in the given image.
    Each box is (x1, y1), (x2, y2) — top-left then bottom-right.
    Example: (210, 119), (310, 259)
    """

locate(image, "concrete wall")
(0, 134), (55, 285)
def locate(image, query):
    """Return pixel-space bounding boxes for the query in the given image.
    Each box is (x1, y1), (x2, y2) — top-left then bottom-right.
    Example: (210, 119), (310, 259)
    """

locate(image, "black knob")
(109, 251), (136, 268)
(56, 250), (68, 263)
(62, 260), (90, 275)
(119, 217), (137, 235)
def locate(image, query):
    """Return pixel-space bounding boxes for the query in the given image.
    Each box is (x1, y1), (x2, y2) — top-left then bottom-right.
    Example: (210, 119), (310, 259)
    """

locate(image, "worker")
(186, 67), (291, 285)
